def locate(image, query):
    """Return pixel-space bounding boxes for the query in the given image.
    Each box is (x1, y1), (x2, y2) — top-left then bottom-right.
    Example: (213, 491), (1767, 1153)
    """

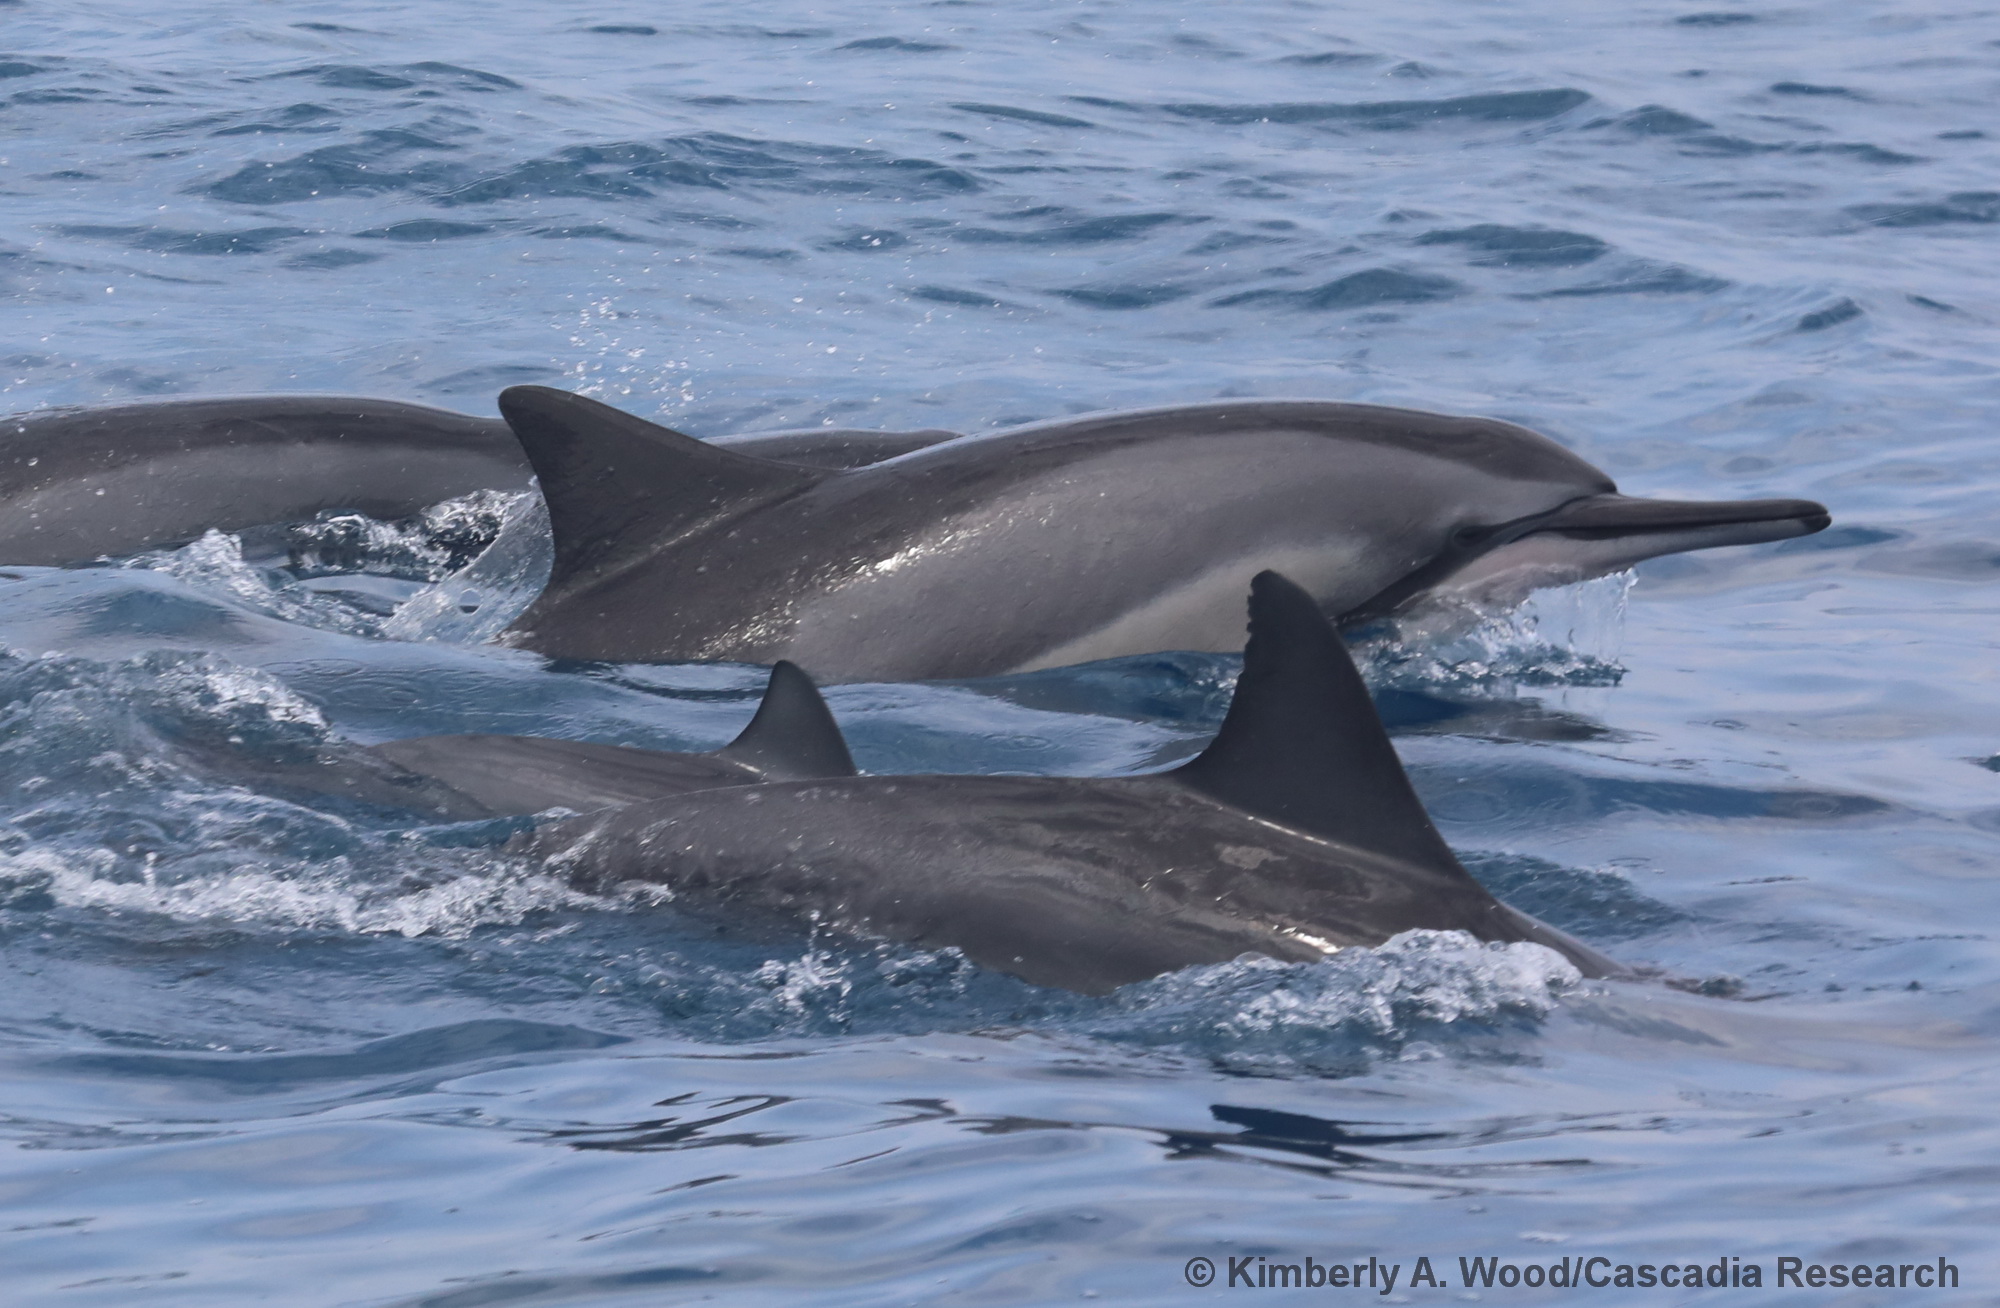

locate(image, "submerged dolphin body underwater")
(191, 660), (857, 821)
(359, 573), (1625, 994)
(493, 386), (1831, 682)
(0, 396), (532, 566)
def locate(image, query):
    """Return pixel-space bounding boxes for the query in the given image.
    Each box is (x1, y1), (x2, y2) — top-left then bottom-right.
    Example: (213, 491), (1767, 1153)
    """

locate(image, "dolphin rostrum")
(494, 386), (1830, 682)
(0, 395), (959, 566)
(194, 660), (855, 821)
(487, 572), (1626, 994)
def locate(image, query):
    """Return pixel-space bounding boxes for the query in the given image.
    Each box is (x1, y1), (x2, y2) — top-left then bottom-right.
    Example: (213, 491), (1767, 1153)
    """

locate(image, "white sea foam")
(183, 665), (327, 729)
(754, 949), (859, 1016)
(138, 528), (287, 606)
(21, 845), (607, 939)
(1097, 929), (1583, 1062)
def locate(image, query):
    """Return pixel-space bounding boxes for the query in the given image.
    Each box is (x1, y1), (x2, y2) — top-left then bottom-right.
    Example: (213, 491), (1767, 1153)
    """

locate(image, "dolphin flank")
(494, 386), (1830, 682)
(392, 570), (1624, 994)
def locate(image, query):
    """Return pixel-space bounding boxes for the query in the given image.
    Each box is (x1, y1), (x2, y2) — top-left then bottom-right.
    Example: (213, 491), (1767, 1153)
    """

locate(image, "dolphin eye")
(1449, 524), (1490, 548)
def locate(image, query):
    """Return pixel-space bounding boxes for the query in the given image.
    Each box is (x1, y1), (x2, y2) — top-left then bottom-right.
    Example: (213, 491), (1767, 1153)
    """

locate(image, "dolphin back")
(363, 659), (856, 817)
(366, 735), (765, 817)
(495, 386), (830, 645)
(1172, 571), (1465, 873)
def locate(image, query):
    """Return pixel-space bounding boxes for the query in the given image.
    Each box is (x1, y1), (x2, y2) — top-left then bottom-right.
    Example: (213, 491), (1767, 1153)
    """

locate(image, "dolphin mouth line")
(1341, 490), (1833, 625)
(1523, 492), (1832, 541)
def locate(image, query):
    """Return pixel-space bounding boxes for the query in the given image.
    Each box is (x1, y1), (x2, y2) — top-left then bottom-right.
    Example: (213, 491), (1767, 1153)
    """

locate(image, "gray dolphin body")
(496, 387), (1830, 682)
(0, 395), (958, 566)
(505, 573), (1623, 994)
(0, 396), (530, 566)
(195, 661), (855, 820)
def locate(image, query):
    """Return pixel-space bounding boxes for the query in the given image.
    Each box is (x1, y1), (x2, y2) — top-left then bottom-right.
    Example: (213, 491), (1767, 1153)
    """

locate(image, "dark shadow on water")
(531, 1093), (1592, 1193)
(1206, 1103), (1447, 1147)
(548, 1091), (798, 1151)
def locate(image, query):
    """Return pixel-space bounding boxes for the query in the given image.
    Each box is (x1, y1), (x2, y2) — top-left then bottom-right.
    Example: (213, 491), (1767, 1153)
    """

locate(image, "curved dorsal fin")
(714, 660), (857, 780)
(497, 386), (825, 597)
(1172, 571), (1464, 872)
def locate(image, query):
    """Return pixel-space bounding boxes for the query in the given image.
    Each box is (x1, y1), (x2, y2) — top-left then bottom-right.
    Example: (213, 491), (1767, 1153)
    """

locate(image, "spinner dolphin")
(495, 386), (1830, 682)
(489, 571), (1627, 993)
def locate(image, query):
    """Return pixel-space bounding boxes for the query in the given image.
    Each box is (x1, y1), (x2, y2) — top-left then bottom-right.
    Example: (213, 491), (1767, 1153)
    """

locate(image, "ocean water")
(3, 0), (1999, 1302)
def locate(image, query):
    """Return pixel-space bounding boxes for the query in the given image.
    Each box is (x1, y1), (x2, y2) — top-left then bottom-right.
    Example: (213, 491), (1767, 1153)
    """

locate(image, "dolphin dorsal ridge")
(714, 660), (858, 781)
(497, 386), (825, 596)
(1171, 571), (1466, 873)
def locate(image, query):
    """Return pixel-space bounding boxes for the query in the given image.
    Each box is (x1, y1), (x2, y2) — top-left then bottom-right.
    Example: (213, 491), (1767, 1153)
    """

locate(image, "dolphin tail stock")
(495, 386), (829, 602)
(713, 659), (857, 781)
(1170, 570), (1465, 874)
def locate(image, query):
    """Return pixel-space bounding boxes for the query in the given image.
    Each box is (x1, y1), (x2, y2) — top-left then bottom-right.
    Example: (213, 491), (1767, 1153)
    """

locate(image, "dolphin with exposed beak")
(297, 572), (1628, 992)
(495, 387), (1828, 681)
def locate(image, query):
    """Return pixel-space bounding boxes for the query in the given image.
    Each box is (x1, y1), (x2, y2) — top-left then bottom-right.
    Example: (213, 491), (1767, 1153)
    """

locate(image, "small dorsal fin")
(497, 386), (825, 596)
(714, 660), (857, 780)
(1172, 571), (1463, 871)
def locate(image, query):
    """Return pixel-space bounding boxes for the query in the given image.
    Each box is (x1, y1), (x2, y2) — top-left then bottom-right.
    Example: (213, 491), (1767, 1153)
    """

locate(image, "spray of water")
(383, 492), (553, 644)
(1360, 572), (1635, 691)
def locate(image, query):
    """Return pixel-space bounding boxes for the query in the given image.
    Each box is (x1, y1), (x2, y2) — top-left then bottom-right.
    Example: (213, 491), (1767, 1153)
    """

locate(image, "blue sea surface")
(3, 0), (1999, 1302)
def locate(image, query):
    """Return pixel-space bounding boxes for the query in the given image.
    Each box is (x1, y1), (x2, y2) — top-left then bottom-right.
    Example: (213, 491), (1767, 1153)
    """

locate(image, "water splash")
(0, 646), (331, 771)
(1362, 572), (1634, 691)
(19, 845), (606, 939)
(383, 491), (553, 644)
(131, 529), (384, 634)
(540, 925), (1586, 1060)
(1092, 929), (1581, 1067)
(563, 297), (702, 406)
(119, 492), (548, 646)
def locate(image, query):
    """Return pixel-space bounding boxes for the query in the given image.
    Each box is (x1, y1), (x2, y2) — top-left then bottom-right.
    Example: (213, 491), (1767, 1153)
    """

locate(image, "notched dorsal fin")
(1172, 570), (1464, 872)
(498, 386), (824, 595)
(715, 660), (857, 781)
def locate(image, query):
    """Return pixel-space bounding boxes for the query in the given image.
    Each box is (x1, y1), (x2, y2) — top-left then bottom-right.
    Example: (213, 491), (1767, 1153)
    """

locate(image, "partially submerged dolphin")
(492, 572), (1624, 993)
(0, 395), (958, 566)
(495, 386), (1830, 682)
(192, 660), (856, 821)
(0, 396), (529, 565)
